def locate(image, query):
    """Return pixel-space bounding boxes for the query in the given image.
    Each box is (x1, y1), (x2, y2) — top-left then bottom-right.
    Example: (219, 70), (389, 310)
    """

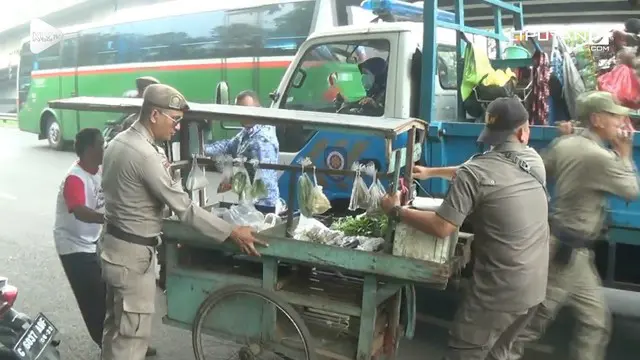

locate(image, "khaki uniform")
(437, 141), (550, 360)
(506, 128), (640, 360)
(99, 85), (234, 360)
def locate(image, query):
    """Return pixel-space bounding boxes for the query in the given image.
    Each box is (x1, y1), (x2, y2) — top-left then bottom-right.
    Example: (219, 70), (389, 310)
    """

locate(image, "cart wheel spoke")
(192, 285), (316, 360)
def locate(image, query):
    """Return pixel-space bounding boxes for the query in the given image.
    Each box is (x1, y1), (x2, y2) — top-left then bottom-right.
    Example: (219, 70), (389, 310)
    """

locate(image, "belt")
(106, 224), (158, 247)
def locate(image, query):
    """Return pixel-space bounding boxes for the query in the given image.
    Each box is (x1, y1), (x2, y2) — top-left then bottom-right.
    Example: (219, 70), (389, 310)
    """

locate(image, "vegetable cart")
(48, 96), (464, 360)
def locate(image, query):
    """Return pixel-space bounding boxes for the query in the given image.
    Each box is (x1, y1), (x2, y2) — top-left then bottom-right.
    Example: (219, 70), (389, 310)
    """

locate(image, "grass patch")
(0, 120), (17, 128)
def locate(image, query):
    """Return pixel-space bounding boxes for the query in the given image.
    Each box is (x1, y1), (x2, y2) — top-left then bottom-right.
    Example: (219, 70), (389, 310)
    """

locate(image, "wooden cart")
(49, 96), (462, 360)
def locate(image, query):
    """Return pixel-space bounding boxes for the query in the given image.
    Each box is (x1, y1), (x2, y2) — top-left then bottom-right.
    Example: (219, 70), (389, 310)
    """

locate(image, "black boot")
(146, 347), (157, 357)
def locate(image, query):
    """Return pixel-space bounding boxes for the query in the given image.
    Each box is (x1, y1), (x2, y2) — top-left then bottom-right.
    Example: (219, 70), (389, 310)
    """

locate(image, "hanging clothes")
(531, 51), (550, 125)
(550, 48), (564, 87)
(559, 38), (586, 119)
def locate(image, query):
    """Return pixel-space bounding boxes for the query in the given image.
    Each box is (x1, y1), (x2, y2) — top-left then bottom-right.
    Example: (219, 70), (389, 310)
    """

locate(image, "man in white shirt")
(54, 128), (105, 348)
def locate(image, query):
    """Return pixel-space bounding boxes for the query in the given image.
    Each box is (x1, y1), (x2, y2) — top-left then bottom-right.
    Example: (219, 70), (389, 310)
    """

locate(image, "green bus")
(17, 0), (363, 149)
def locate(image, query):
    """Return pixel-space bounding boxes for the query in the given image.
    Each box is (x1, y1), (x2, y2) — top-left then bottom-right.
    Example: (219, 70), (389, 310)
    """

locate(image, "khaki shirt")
(436, 141), (549, 312)
(102, 121), (234, 241)
(544, 128), (640, 239)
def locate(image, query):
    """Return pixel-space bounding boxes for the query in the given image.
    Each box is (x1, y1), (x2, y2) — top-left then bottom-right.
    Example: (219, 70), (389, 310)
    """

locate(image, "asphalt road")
(0, 125), (639, 360)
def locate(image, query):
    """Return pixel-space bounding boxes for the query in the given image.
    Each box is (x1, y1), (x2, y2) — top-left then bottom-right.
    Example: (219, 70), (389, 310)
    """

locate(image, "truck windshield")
(281, 39), (390, 117)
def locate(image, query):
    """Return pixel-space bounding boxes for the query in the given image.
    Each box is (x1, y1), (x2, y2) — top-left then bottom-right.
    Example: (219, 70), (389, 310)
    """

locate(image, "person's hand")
(229, 226), (268, 257)
(557, 121), (574, 135)
(359, 97), (374, 105)
(412, 165), (433, 180)
(381, 191), (401, 214)
(612, 122), (634, 159)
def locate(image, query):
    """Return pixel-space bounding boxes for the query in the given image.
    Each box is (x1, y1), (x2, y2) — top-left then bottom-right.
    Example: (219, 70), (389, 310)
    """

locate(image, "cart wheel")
(192, 285), (316, 360)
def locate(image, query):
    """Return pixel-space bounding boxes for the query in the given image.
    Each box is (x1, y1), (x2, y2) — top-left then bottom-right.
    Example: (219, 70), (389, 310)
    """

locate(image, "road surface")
(0, 125), (638, 359)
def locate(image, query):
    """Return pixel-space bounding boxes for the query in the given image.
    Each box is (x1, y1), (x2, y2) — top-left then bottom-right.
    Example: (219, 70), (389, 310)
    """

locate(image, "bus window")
(34, 43), (61, 71)
(281, 39), (390, 116)
(260, 1), (315, 56)
(126, 10), (225, 62)
(78, 26), (119, 67)
(17, 41), (33, 111)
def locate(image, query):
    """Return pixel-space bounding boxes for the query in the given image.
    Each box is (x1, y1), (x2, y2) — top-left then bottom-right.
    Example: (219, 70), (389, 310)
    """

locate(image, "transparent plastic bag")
(216, 155), (233, 193)
(231, 157), (251, 200)
(349, 163), (371, 211)
(363, 162), (385, 215)
(297, 159), (331, 217)
(228, 203), (265, 231)
(297, 172), (314, 218)
(309, 166), (331, 215)
(185, 155), (209, 191)
(249, 159), (268, 200)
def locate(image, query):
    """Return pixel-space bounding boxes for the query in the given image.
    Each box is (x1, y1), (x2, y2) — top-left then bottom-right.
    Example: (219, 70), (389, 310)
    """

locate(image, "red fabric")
(63, 175), (86, 212)
(597, 64), (640, 109)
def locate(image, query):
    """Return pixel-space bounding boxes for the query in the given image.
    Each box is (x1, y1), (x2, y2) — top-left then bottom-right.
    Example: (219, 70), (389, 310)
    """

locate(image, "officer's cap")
(142, 84), (189, 112)
(477, 97), (529, 145)
(576, 91), (629, 124)
(136, 76), (160, 89)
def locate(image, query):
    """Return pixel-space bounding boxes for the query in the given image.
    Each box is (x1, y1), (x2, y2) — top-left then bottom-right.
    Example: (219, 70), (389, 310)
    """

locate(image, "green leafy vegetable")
(330, 215), (389, 238)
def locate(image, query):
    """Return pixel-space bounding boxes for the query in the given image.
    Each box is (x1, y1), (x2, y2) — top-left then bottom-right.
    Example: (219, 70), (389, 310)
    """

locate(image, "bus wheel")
(45, 117), (64, 151)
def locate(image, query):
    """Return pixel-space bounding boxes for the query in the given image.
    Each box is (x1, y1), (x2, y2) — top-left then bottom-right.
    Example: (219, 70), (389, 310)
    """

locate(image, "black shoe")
(146, 347), (157, 357)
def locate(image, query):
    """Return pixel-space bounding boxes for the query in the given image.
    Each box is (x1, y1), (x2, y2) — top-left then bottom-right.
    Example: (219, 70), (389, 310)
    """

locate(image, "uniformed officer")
(381, 97), (549, 360)
(505, 91), (640, 360)
(99, 84), (267, 360)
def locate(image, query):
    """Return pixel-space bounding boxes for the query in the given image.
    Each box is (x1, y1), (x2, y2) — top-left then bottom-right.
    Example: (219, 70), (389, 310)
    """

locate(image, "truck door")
(59, 33), (79, 137)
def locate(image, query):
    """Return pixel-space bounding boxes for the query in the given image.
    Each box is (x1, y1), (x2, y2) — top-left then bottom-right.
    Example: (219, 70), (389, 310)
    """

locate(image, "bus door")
(59, 33), (79, 136)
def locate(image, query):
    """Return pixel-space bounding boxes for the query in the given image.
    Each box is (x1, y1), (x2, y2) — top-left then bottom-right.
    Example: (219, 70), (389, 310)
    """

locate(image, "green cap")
(576, 91), (629, 123)
(142, 84), (189, 111)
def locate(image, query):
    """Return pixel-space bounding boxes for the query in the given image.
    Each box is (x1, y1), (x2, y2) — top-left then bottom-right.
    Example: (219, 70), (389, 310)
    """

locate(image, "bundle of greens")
(330, 214), (389, 238)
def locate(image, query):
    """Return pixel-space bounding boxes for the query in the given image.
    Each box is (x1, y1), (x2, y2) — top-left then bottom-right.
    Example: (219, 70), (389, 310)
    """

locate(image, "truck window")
(437, 45), (457, 90)
(281, 39), (390, 117)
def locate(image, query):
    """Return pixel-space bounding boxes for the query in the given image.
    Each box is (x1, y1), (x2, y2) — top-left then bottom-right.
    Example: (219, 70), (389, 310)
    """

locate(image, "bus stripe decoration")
(31, 57), (296, 78)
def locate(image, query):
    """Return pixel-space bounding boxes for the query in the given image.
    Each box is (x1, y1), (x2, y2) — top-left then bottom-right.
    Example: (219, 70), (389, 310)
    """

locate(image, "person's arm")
(204, 132), (242, 158)
(139, 155), (234, 241)
(63, 175), (104, 224)
(383, 166), (479, 238)
(413, 165), (459, 181)
(590, 151), (640, 201)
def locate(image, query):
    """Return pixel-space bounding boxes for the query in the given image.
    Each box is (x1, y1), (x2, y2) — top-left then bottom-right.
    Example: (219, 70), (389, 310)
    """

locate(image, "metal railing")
(0, 113), (16, 121)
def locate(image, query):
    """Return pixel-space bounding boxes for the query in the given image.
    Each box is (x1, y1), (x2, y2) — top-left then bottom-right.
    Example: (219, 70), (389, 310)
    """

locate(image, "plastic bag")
(363, 163), (385, 215)
(597, 64), (640, 109)
(293, 215), (347, 246)
(297, 172), (314, 217)
(216, 155), (233, 193)
(308, 166), (331, 215)
(297, 159), (331, 217)
(249, 159), (268, 200)
(231, 158), (251, 200)
(185, 155), (209, 191)
(349, 163), (370, 211)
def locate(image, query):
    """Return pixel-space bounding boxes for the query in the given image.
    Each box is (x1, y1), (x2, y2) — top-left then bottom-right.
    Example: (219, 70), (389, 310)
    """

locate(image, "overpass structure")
(0, 0), (168, 113)
(437, 0), (640, 27)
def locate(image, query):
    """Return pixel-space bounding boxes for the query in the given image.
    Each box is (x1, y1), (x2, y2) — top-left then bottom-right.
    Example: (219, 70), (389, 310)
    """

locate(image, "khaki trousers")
(505, 244), (611, 360)
(442, 294), (538, 360)
(98, 234), (157, 360)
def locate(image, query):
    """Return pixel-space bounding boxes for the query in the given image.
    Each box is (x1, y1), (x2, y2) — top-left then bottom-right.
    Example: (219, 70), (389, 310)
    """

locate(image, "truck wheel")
(45, 117), (64, 151)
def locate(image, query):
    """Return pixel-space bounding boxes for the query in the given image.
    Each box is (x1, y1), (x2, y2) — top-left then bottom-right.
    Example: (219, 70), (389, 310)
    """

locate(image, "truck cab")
(258, 22), (458, 208)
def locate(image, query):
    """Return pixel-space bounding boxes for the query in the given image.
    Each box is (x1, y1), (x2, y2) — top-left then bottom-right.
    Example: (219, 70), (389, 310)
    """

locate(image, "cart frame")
(48, 95), (461, 360)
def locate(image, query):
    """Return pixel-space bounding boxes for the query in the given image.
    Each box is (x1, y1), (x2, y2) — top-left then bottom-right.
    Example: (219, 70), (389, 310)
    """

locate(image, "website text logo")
(30, 19), (63, 55)
(512, 30), (610, 52)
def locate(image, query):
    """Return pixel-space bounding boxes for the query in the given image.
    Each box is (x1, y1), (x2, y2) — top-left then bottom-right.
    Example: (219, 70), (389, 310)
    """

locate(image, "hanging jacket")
(531, 51), (550, 125)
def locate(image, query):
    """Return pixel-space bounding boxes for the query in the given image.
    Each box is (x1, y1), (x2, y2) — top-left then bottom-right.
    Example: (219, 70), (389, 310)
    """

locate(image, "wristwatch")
(390, 206), (403, 222)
